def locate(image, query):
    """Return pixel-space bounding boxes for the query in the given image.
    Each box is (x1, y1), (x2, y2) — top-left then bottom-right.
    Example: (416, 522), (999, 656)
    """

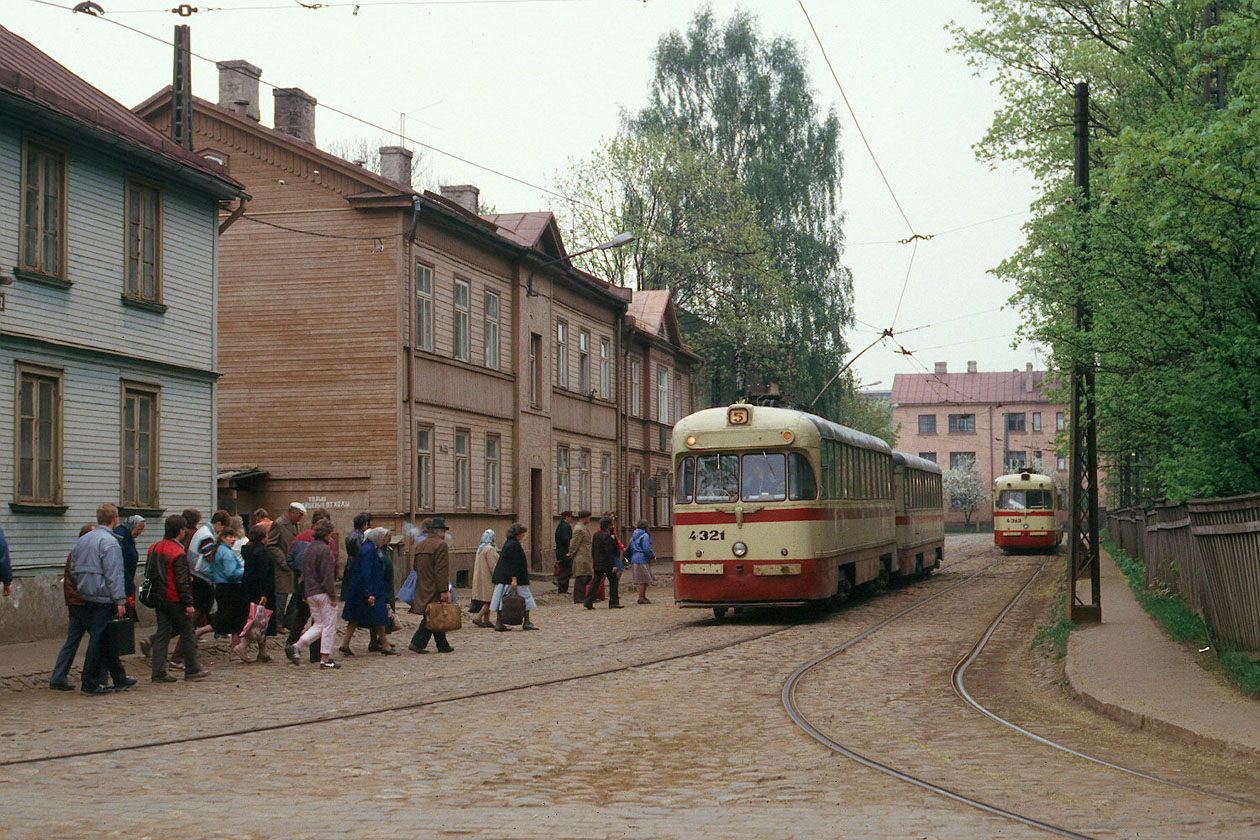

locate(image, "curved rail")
(951, 561), (1260, 810)
(782, 560), (1100, 840)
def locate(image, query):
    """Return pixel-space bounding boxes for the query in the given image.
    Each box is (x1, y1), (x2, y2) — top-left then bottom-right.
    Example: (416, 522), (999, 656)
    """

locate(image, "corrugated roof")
(0, 26), (241, 193)
(891, 369), (1051, 406)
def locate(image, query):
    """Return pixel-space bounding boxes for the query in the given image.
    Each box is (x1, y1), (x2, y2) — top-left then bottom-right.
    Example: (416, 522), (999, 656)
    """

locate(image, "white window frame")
(454, 428), (470, 509)
(453, 279), (471, 362)
(578, 448), (592, 510)
(657, 367), (670, 424)
(416, 424), (434, 511)
(556, 320), (569, 388)
(673, 372), (683, 424)
(630, 358), (642, 416)
(485, 433), (500, 511)
(121, 382), (160, 508)
(578, 329), (591, 394)
(557, 445), (571, 512)
(599, 339), (611, 400)
(483, 290), (500, 369)
(600, 452), (611, 512)
(529, 333), (541, 407)
(415, 262), (434, 352)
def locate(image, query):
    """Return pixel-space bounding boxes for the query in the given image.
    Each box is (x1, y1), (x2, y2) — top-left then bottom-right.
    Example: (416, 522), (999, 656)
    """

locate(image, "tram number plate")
(689, 530), (726, 541)
(753, 564), (801, 576)
(679, 563), (724, 575)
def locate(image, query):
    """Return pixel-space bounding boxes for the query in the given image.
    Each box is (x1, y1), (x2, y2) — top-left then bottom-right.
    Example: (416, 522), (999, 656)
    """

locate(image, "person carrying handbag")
(407, 518), (454, 654)
(490, 523), (537, 631)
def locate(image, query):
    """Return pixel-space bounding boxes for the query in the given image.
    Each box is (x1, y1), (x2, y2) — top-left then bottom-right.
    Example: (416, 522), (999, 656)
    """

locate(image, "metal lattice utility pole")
(1067, 81), (1101, 624)
(1203, 3), (1225, 109)
(172, 25), (193, 150)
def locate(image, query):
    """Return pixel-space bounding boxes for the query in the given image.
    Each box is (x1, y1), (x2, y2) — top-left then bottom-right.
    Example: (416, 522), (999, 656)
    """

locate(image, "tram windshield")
(677, 452), (817, 504)
(997, 489), (1055, 510)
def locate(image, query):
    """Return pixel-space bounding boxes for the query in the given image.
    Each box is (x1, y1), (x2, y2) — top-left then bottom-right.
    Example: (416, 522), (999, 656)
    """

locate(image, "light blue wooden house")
(0, 25), (244, 639)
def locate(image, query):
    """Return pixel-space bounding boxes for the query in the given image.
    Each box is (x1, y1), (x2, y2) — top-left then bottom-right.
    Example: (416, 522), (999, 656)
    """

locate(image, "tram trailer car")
(892, 452), (944, 578)
(673, 403), (939, 617)
(993, 472), (1063, 552)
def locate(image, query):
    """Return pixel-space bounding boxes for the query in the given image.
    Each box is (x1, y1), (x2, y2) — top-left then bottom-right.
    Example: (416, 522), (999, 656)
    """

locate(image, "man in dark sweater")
(553, 511), (573, 594)
(584, 517), (623, 610)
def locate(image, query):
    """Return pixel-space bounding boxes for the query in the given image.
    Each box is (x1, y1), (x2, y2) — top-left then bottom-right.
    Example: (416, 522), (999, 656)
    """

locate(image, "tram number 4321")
(689, 530), (726, 541)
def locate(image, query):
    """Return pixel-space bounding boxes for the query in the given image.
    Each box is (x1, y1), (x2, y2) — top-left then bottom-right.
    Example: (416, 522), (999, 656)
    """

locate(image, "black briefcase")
(107, 617), (136, 656)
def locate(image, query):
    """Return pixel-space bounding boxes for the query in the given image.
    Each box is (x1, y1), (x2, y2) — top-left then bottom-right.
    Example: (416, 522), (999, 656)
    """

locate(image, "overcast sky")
(8, 0), (1045, 390)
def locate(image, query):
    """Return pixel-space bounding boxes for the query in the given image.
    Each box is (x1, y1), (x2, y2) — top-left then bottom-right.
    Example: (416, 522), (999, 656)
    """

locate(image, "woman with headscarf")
(339, 527), (400, 655)
(113, 515), (145, 620)
(470, 529), (498, 627)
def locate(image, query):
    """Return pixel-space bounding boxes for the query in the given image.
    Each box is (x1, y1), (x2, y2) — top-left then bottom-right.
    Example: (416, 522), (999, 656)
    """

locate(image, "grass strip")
(1104, 537), (1260, 698)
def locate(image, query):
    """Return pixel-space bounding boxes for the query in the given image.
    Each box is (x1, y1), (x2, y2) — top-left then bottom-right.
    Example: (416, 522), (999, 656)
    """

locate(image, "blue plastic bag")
(397, 570), (418, 606)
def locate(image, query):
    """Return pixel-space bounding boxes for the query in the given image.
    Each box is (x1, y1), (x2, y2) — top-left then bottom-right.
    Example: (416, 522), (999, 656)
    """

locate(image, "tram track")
(0, 554), (985, 769)
(782, 557), (1101, 840)
(951, 559), (1260, 810)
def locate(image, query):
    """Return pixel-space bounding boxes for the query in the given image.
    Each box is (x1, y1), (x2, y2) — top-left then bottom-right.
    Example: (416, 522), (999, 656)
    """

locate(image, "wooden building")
(0, 26), (245, 640)
(136, 61), (634, 577)
(623, 290), (700, 559)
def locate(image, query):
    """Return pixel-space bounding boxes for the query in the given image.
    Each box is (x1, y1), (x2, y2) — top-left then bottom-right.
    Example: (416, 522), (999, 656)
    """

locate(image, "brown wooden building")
(623, 290), (701, 559)
(135, 61), (634, 576)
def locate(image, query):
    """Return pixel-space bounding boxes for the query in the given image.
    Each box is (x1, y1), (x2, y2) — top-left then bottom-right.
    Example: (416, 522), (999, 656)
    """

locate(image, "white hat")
(289, 501), (308, 514)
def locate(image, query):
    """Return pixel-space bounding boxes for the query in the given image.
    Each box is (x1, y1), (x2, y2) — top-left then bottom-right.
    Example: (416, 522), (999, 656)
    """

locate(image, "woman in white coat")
(470, 529), (498, 627)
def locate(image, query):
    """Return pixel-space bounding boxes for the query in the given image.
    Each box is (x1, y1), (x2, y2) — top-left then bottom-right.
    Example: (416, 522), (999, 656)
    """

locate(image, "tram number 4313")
(689, 530), (726, 541)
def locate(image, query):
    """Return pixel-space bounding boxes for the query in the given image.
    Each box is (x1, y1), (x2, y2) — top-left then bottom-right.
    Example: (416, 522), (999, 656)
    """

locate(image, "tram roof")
(994, 472), (1057, 489)
(892, 451), (943, 475)
(676, 404), (892, 454)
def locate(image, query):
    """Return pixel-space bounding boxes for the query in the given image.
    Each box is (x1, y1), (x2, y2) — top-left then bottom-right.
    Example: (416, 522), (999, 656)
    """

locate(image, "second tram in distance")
(671, 402), (943, 618)
(993, 471), (1063, 552)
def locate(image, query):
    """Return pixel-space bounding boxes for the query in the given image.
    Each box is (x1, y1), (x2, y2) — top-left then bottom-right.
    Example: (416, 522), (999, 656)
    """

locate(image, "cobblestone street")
(2, 535), (1258, 839)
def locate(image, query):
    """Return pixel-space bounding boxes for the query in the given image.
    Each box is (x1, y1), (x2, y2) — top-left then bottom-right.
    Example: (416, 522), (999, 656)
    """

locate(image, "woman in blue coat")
(340, 528), (400, 655)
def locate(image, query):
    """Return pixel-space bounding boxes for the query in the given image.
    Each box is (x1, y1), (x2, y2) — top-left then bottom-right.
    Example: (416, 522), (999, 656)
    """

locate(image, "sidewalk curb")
(1065, 644), (1260, 763)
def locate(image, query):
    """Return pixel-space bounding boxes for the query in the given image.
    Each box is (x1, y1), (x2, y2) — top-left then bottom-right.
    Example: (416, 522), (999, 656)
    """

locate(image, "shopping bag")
(499, 587), (527, 626)
(107, 617), (136, 656)
(397, 570), (418, 606)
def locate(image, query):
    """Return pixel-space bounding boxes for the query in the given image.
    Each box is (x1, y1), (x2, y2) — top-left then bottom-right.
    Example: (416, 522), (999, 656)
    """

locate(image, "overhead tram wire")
(105, 0), (600, 13)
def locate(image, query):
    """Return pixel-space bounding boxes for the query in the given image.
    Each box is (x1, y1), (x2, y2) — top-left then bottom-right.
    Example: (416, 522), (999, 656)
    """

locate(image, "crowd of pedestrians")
(13, 500), (659, 696)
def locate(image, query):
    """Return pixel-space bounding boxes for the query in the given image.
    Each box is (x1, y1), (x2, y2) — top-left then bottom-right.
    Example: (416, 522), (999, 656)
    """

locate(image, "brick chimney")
(967, 360), (977, 374)
(1025, 361), (1035, 393)
(379, 146), (413, 187)
(439, 184), (480, 214)
(273, 88), (316, 145)
(934, 361), (947, 375)
(217, 60), (261, 121)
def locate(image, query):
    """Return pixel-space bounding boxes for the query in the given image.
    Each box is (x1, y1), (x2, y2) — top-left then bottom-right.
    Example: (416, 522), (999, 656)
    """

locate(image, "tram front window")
(695, 454), (740, 503)
(742, 453), (786, 502)
(998, 489), (1054, 510)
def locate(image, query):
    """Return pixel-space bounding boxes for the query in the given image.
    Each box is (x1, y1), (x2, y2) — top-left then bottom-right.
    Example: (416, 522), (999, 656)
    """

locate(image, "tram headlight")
(732, 541), (748, 557)
(685, 435), (698, 447)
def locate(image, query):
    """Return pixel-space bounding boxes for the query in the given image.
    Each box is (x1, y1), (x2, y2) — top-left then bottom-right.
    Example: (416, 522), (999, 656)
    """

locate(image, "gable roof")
(891, 369), (1053, 406)
(0, 26), (242, 197)
(480, 212), (566, 258)
(628, 289), (697, 358)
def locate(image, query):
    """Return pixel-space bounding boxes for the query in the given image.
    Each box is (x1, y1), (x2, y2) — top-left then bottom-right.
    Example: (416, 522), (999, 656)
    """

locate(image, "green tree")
(953, 0), (1260, 501)
(553, 131), (792, 399)
(631, 5), (852, 417)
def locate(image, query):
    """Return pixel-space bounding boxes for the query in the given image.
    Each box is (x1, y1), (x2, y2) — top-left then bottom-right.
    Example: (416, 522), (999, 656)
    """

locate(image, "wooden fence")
(1107, 493), (1260, 652)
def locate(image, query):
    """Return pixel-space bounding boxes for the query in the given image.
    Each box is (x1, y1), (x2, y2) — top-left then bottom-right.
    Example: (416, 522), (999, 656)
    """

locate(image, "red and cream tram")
(672, 402), (939, 618)
(993, 472), (1063, 552)
(892, 452), (944, 579)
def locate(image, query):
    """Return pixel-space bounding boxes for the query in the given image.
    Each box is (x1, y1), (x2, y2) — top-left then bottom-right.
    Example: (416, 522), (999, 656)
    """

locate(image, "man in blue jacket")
(70, 503), (130, 695)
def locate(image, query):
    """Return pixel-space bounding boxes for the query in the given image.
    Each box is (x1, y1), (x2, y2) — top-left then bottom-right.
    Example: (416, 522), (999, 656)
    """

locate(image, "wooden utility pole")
(172, 25), (193, 150)
(1067, 81), (1102, 624)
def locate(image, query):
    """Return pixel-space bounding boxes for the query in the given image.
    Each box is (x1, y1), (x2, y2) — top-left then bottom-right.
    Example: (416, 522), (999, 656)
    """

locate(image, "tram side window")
(789, 452), (817, 500)
(675, 457), (694, 504)
(696, 454), (740, 503)
(842, 446), (853, 498)
(742, 453), (786, 502)
(821, 442), (834, 499)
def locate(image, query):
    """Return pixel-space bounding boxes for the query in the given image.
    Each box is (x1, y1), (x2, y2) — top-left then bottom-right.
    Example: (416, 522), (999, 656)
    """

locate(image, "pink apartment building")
(891, 362), (1069, 528)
